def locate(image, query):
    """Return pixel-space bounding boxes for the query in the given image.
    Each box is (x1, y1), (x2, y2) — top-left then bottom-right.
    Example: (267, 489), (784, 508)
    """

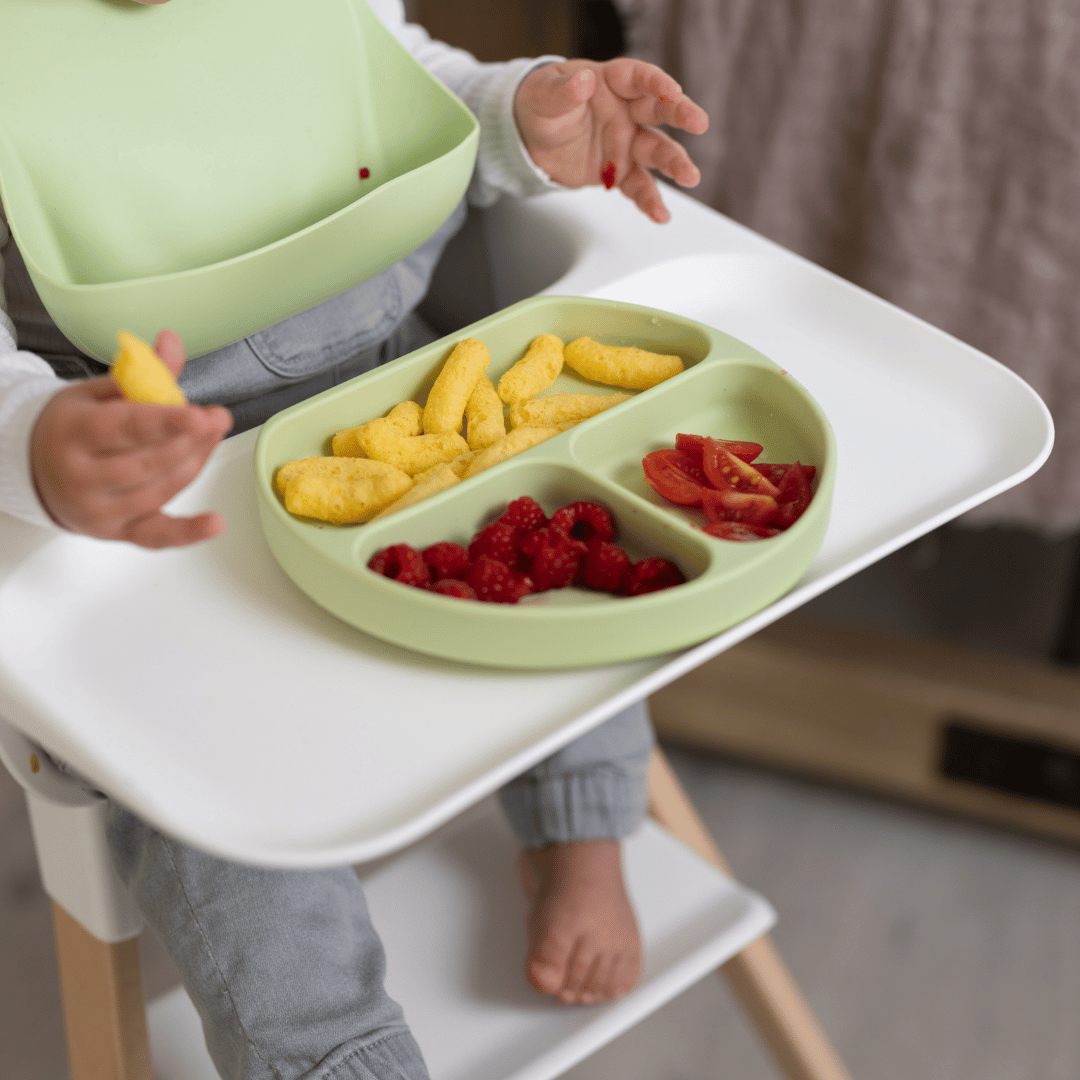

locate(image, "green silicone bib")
(0, 0), (478, 360)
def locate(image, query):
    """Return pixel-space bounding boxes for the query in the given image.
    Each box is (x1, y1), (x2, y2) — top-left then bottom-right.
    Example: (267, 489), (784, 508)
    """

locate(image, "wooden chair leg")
(647, 747), (853, 1080)
(52, 901), (153, 1080)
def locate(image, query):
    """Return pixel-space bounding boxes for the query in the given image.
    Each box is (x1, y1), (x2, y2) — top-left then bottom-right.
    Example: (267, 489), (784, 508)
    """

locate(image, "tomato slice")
(676, 433), (763, 464)
(701, 489), (779, 525)
(702, 438), (781, 496)
(702, 521), (781, 541)
(642, 448), (708, 506)
(754, 463), (789, 486)
(772, 462), (814, 528)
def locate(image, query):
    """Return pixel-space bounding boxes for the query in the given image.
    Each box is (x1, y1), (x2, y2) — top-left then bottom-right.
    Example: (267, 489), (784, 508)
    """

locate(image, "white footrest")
(147, 799), (774, 1080)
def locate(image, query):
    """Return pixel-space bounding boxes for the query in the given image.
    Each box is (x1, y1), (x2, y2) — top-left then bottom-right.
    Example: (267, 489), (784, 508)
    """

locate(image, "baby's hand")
(514, 58), (709, 224)
(30, 330), (233, 549)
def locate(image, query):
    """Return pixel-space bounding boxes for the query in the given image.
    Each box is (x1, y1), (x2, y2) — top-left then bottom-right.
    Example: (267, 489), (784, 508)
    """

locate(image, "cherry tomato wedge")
(642, 448), (708, 505)
(702, 438), (781, 496)
(701, 489), (779, 525)
(772, 462), (814, 528)
(702, 521), (782, 541)
(675, 433), (763, 464)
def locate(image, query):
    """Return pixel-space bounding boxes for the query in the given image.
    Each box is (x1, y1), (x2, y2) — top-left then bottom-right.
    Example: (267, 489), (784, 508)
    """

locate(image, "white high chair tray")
(0, 190), (1051, 869)
(146, 798), (775, 1080)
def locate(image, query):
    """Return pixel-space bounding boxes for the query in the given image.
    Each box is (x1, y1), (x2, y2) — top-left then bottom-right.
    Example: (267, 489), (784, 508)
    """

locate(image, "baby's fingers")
(630, 126), (701, 188)
(602, 58), (709, 135)
(619, 163), (670, 224)
(122, 509), (224, 550)
(88, 400), (231, 455)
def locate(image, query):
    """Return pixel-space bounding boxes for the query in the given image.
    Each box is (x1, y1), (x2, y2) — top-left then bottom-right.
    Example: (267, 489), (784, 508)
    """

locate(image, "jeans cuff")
(310, 1028), (429, 1080)
(497, 763), (649, 848)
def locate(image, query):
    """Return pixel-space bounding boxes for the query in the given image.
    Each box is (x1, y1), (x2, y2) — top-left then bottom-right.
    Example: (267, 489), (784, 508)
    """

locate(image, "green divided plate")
(254, 296), (837, 670)
(0, 0), (478, 362)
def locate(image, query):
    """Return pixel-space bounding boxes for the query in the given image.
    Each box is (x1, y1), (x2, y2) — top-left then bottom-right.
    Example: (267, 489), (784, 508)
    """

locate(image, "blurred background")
(6, 2), (1080, 1077)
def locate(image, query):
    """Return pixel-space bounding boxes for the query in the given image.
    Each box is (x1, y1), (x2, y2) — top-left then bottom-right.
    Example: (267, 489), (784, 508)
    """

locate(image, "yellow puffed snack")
(507, 392), (633, 429)
(448, 449), (482, 477)
(332, 401), (423, 457)
(462, 425), (560, 478)
(496, 334), (564, 405)
(283, 471), (414, 524)
(111, 331), (187, 405)
(360, 420), (469, 476)
(423, 337), (490, 434)
(465, 377), (506, 450)
(274, 456), (411, 498)
(563, 337), (684, 390)
(371, 462), (460, 520)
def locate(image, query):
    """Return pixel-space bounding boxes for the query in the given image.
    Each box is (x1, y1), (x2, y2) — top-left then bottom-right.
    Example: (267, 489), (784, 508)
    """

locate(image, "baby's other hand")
(514, 58), (709, 224)
(30, 330), (233, 549)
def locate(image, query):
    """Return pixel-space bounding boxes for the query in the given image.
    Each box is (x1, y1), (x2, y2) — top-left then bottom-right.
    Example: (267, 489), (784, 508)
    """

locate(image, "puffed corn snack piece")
(332, 401), (422, 457)
(507, 392), (632, 429)
(563, 337), (683, 390)
(112, 331), (187, 405)
(423, 337), (490, 435)
(496, 334), (564, 405)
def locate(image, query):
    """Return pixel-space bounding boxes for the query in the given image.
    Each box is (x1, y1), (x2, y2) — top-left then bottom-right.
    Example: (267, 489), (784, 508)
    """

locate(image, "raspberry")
(367, 544), (430, 588)
(428, 578), (478, 600)
(465, 556), (531, 603)
(518, 525), (586, 560)
(549, 501), (615, 543)
(620, 557), (685, 597)
(422, 541), (471, 581)
(468, 521), (519, 565)
(579, 539), (632, 593)
(520, 527), (586, 591)
(497, 496), (548, 535)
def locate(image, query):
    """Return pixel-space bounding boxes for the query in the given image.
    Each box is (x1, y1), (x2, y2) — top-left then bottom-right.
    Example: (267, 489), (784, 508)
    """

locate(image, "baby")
(0, 3), (708, 1078)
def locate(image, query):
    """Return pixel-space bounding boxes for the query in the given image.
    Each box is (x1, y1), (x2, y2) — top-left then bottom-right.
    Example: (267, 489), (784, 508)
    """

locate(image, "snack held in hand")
(111, 331), (187, 405)
(497, 334), (564, 404)
(368, 496), (686, 603)
(642, 433), (816, 539)
(563, 337), (683, 390)
(507, 392), (632, 429)
(423, 337), (490, 434)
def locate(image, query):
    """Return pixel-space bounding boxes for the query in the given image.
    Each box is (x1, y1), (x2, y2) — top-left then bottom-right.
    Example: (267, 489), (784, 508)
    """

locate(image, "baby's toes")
(581, 952), (619, 1004)
(527, 929), (575, 996)
(558, 942), (597, 1004)
(610, 951), (642, 997)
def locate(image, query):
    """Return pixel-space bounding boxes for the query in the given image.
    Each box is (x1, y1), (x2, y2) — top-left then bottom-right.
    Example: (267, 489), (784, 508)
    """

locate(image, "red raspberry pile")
(367, 497), (685, 603)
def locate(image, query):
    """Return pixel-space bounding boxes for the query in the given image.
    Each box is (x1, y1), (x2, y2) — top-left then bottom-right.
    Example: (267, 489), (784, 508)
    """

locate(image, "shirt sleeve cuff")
(464, 56), (571, 207)
(0, 361), (64, 531)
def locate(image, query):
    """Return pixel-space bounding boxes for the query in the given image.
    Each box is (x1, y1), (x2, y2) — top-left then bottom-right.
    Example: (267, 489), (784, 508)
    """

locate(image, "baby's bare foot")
(519, 839), (642, 1005)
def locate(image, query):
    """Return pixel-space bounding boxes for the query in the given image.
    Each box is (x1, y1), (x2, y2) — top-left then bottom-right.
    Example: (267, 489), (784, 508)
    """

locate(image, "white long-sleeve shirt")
(0, 0), (558, 529)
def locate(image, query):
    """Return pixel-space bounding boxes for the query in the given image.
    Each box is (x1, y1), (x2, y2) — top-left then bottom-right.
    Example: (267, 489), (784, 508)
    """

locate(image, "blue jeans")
(107, 703), (654, 1080)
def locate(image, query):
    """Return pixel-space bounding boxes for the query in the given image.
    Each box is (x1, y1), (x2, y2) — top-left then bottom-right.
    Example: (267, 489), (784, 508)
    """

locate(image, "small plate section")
(255, 295), (836, 668)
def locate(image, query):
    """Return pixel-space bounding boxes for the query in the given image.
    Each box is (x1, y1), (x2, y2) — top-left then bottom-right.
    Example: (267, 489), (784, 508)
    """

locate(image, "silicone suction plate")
(255, 296), (837, 670)
(0, 0), (478, 361)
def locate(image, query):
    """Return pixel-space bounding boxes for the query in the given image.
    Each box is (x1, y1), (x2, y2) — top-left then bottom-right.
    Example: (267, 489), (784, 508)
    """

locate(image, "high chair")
(0, 170), (1050, 1080)
(0, 715), (850, 1080)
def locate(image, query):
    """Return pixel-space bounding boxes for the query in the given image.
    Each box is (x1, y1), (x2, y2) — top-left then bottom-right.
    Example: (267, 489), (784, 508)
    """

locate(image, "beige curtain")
(620, 0), (1080, 535)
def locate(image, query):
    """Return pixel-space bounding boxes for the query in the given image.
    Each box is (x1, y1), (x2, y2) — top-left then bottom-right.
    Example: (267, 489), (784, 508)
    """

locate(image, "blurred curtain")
(619, 0), (1080, 535)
